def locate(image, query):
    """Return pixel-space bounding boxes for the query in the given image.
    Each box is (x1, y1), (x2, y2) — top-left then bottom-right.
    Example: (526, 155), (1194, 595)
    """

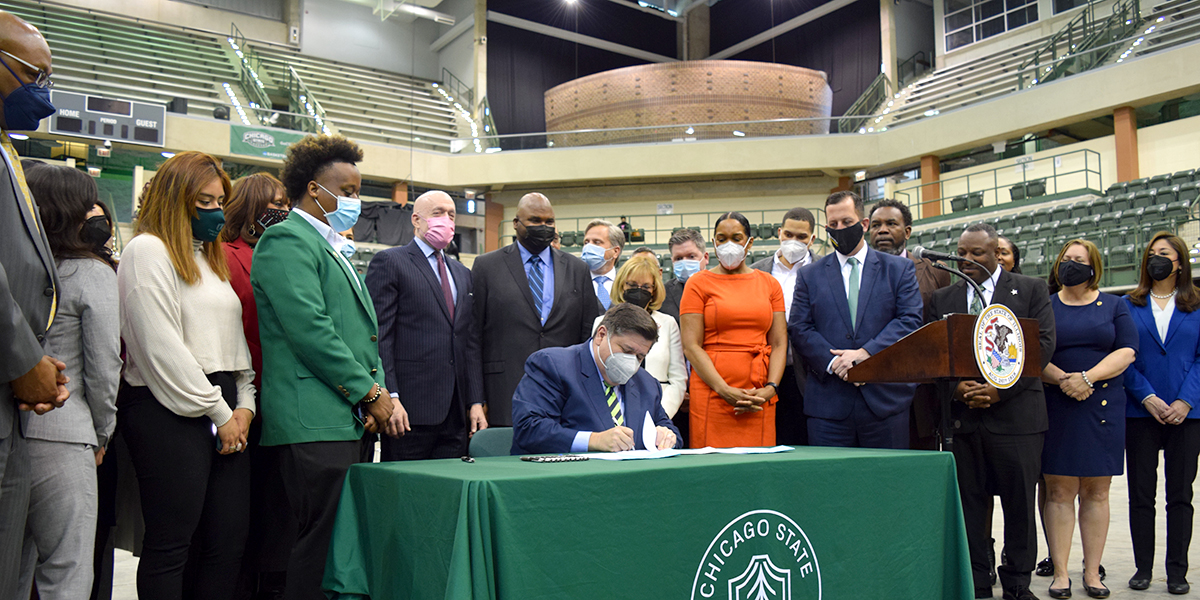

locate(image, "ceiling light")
(855, 170), (867, 181)
(732, 130), (745, 137)
(685, 126), (695, 134)
(161, 152), (175, 158)
(8, 133), (28, 140)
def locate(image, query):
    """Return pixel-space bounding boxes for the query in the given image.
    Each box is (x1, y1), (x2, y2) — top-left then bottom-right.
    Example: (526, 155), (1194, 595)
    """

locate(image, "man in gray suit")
(750, 207), (816, 446)
(0, 11), (68, 598)
(471, 193), (601, 426)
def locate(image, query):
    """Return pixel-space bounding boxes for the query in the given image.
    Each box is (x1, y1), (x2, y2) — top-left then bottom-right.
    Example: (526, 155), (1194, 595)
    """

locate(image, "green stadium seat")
(1014, 211), (1034, 228)
(1086, 197), (1109, 215)
(967, 192), (984, 210)
(1032, 207), (1053, 225)
(1132, 190), (1156, 209)
(1027, 179), (1047, 197)
(630, 229), (646, 242)
(1024, 223), (1044, 241)
(1166, 200), (1192, 222)
(1010, 185), (1027, 202)
(1148, 174), (1173, 189)
(1025, 244), (1047, 277)
(1106, 244), (1138, 287)
(1110, 193), (1134, 212)
(559, 231), (575, 247)
(1008, 226), (1023, 240)
(1180, 182), (1200, 204)
(1171, 169), (1196, 187)
(951, 196), (968, 212)
(1126, 178), (1151, 193)
(1069, 201), (1091, 219)
(996, 215), (1016, 231)
(1098, 212), (1121, 231)
(1156, 186), (1179, 204)
(1051, 204), (1071, 222)
(1106, 182), (1128, 196)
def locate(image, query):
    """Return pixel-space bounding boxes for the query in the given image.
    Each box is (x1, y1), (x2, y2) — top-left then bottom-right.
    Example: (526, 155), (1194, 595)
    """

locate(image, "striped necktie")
(528, 254), (545, 318)
(605, 384), (624, 426)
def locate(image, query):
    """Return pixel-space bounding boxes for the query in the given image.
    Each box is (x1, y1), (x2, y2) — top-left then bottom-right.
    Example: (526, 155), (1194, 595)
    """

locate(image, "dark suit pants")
(380, 396), (467, 461)
(808, 396), (908, 449)
(774, 365), (807, 446)
(954, 428), (1043, 595)
(278, 440), (361, 600)
(234, 421), (297, 599)
(118, 381), (251, 600)
(1127, 417), (1200, 580)
(0, 415), (31, 600)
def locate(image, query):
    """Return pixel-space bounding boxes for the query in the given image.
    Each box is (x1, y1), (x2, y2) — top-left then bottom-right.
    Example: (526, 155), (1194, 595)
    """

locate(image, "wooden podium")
(845, 313), (1043, 450)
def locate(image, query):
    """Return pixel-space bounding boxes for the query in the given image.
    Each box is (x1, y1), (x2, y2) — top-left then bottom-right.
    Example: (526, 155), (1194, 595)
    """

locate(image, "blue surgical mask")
(581, 243), (609, 272)
(315, 183), (361, 233)
(0, 59), (54, 131)
(673, 259), (702, 281)
(340, 240), (357, 259)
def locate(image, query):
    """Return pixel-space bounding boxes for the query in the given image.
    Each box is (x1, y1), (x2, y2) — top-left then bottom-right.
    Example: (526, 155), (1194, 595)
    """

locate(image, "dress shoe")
(1003, 586), (1040, 600)
(1167, 580), (1190, 594)
(1048, 579), (1072, 599)
(1037, 558), (1054, 577)
(1129, 572), (1151, 590)
(1084, 583), (1110, 598)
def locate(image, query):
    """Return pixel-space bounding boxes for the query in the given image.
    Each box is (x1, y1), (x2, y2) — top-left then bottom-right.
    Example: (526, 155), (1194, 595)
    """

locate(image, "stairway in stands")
(866, 0), (1200, 132)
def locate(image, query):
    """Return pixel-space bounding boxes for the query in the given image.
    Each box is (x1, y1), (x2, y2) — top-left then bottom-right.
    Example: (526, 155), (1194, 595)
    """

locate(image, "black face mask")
(1057, 261), (1094, 287)
(623, 288), (653, 310)
(1148, 255), (1176, 281)
(81, 215), (111, 248)
(518, 223), (556, 253)
(826, 222), (864, 256)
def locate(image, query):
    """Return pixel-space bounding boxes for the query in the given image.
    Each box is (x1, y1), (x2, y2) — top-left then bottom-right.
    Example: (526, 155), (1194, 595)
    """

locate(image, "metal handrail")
(898, 50), (931, 86)
(440, 67), (475, 110)
(1017, 0), (1100, 76)
(1036, 0), (1142, 86)
(228, 23), (274, 125)
(287, 65), (331, 135)
(838, 72), (891, 134)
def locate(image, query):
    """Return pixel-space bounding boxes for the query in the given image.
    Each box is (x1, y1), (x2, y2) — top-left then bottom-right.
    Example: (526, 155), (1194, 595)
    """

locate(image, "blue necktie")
(596, 275), (611, 309)
(529, 255), (545, 318)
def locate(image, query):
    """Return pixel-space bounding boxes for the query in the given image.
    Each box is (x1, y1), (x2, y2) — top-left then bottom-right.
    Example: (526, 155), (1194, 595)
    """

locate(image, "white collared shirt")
(771, 251), (809, 322)
(1152, 295), (1175, 343)
(295, 209), (361, 290)
(834, 243), (870, 299)
(414, 236), (457, 304)
(967, 264), (1003, 310)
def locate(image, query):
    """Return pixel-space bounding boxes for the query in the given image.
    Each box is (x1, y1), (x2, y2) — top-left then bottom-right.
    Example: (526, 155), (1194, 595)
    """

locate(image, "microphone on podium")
(911, 246), (988, 303)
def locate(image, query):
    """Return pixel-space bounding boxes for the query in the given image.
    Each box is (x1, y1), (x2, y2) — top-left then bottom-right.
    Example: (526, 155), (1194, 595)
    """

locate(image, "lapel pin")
(1011, 289), (1019, 295)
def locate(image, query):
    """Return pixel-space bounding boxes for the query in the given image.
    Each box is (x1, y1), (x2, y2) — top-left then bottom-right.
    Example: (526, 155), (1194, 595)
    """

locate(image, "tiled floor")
(109, 459), (1200, 599)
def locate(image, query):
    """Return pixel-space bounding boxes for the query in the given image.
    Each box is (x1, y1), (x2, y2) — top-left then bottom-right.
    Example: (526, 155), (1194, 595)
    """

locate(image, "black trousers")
(234, 420), (297, 599)
(954, 427), (1043, 595)
(774, 365), (808, 446)
(380, 392), (468, 461)
(118, 375), (251, 600)
(1126, 417), (1200, 580)
(278, 440), (361, 600)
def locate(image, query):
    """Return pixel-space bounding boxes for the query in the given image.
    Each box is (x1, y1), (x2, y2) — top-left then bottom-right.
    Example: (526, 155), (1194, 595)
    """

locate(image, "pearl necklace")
(1151, 290), (1177, 300)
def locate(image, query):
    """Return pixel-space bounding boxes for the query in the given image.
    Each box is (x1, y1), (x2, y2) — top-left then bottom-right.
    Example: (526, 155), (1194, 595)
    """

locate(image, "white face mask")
(779, 240), (809, 264)
(602, 333), (641, 386)
(716, 239), (750, 270)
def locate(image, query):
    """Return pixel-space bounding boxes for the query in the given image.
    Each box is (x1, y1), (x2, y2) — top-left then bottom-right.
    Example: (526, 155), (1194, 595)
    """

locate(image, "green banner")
(229, 125), (305, 160)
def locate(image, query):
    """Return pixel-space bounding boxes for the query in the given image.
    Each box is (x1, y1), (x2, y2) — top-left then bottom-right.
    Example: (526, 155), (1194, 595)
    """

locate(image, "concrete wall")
(435, 0), (476, 86)
(895, 0), (935, 69)
(299, 0), (441, 80)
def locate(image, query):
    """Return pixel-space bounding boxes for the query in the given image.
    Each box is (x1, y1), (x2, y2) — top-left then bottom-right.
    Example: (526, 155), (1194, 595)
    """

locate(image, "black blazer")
(927, 268), (1056, 435)
(659, 277), (684, 323)
(471, 242), (601, 426)
(365, 240), (483, 426)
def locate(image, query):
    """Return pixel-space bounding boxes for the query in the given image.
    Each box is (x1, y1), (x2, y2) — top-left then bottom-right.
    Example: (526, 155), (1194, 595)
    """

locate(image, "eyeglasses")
(624, 282), (654, 292)
(0, 50), (52, 89)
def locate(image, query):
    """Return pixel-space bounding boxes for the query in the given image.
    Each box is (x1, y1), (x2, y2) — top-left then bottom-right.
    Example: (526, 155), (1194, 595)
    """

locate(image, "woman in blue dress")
(1123, 231), (1200, 595)
(1040, 239), (1138, 599)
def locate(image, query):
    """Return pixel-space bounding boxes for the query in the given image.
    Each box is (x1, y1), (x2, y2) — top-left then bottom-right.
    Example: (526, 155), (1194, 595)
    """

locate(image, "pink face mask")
(424, 215), (455, 249)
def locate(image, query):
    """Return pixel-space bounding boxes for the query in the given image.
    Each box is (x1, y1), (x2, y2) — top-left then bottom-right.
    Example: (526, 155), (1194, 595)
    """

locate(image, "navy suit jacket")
(511, 342), (682, 455)
(788, 248), (923, 420)
(1124, 297), (1200, 420)
(365, 239), (483, 426)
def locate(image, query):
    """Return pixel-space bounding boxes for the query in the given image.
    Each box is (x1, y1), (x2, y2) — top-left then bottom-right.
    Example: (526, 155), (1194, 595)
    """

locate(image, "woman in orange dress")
(681, 212), (788, 447)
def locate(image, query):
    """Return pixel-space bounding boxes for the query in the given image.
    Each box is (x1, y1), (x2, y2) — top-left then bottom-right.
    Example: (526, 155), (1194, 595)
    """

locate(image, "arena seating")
(1, 0), (241, 117)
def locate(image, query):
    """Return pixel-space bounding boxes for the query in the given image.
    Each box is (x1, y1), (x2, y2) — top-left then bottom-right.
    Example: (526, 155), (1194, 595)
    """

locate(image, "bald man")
(0, 11), (64, 599)
(365, 191), (486, 459)
(471, 193), (601, 426)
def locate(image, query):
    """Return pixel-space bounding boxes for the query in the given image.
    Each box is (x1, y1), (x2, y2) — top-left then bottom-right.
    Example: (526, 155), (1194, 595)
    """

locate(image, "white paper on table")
(641, 410), (656, 451)
(588, 449), (681, 461)
(677, 445), (795, 455)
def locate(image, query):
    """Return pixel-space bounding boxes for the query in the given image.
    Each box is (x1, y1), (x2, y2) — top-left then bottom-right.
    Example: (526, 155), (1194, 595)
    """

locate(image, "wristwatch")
(764, 382), (779, 392)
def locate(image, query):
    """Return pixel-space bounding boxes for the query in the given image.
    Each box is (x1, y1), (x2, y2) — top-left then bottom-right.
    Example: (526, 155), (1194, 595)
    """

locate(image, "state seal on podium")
(973, 304), (1025, 390)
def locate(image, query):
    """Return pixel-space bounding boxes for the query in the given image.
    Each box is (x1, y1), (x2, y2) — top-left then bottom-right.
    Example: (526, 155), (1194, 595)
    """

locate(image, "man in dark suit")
(659, 228), (708, 323)
(367, 190), (486, 460)
(751, 207), (817, 446)
(868, 199), (954, 450)
(512, 304), (681, 454)
(788, 191), (923, 449)
(927, 222), (1055, 600)
(0, 13), (67, 596)
(472, 193), (601, 427)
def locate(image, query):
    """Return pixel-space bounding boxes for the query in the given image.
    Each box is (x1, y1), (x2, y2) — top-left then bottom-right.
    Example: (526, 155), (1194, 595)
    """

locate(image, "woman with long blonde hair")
(116, 151), (255, 599)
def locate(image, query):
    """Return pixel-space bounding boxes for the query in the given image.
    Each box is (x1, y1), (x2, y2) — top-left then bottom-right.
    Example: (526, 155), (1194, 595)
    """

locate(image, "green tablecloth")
(324, 447), (972, 600)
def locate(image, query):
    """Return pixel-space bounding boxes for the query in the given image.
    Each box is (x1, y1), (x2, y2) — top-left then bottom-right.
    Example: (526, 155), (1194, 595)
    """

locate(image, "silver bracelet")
(1080, 371), (1094, 389)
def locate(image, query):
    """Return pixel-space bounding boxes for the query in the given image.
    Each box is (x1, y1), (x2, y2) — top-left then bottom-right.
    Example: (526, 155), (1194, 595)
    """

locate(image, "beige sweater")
(118, 235), (255, 426)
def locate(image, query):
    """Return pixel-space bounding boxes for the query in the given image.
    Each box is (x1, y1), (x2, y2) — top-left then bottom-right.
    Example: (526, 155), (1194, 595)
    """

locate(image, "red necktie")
(437, 250), (455, 320)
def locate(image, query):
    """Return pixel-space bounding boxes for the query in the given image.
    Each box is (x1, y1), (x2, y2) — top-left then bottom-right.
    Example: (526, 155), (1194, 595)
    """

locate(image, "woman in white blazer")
(592, 254), (688, 417)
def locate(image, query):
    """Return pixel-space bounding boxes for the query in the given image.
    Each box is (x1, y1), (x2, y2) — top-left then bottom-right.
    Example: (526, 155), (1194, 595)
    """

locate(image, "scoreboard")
(49, 90), (166, 147)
